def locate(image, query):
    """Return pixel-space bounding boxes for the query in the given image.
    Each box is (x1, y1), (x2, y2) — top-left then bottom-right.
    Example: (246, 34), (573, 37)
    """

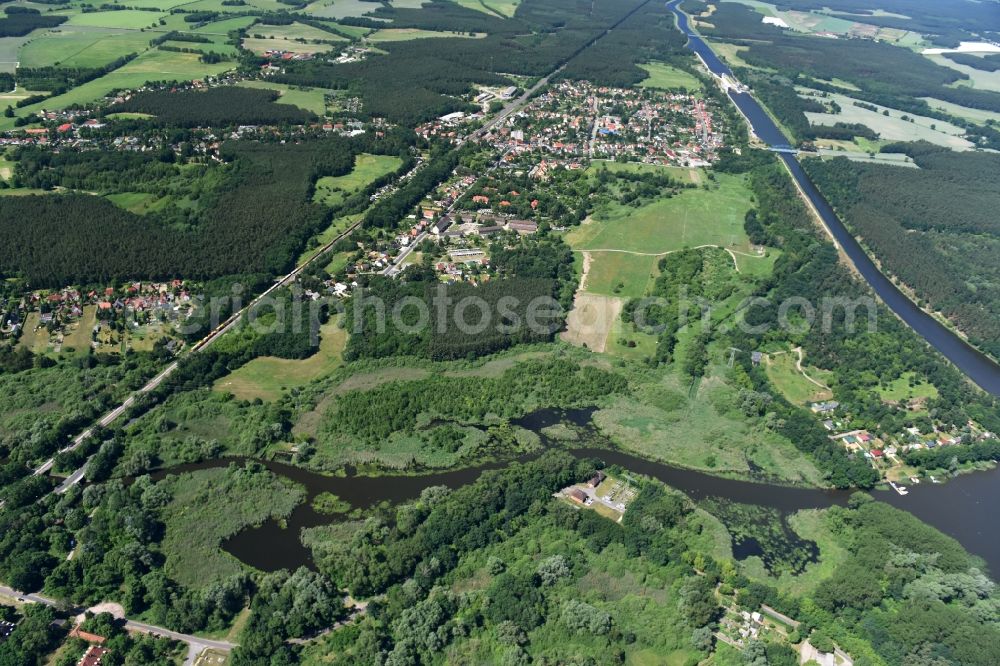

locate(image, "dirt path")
(794, 347), (831, 390)
(574, 244), (750, 272)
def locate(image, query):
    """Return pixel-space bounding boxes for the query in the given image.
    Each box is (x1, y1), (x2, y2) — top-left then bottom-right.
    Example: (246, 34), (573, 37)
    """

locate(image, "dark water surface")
(665, 0), (1000, 395)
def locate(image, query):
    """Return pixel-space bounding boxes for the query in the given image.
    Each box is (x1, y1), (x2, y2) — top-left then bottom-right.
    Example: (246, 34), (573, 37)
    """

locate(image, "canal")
(665, 0), (1000, 396)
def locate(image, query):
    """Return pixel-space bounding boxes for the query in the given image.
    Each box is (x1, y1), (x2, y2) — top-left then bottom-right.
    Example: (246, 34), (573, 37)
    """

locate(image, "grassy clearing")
(366, 28), (486, 42)
(296, 212), (363, 265)
(0, 50), (232, 128)
(313, 153), (403, 206)
(565, 173), (755, 255)
(638, 61), (702, 91)
(160, 465), (305, 588)
(236, 80), (330, 115)
(590, 161), (703, 184)
(213, 318), (348, 401)
(931, 54), (1000, 93)
(61, 305), (96, 355)
(763, 351), (833, 406)
(582, 250), (658, 299)
(919, 96), (1000, 125)
(877, 371), (938, 404)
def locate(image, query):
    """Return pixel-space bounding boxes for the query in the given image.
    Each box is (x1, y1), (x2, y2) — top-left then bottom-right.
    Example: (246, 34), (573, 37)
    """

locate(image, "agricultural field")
(248, 21), (346, 43)
(798, 87), (974, 150)
(18, 28), (154, 69)
(313, 153), (403, 206)
(638, 61), (702, 91)
(919, 96), (1000, 124)
(242, 37), (338, 56)
(301, 0), (382, 20)
(365, 28), (486, 42)
(212, 318), (348, 401)
(763, 350), (833, 406)
(66, 10), (168, 30)
(236, 80), (331, 115)
(0, 49), (234, 128)
(930, 54), (1000, 93)
(0, 34), (36, 72)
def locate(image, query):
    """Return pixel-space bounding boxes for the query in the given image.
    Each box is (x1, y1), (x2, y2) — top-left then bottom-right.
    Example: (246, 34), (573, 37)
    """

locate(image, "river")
(145, 408), (1000, 577)
(665, 0), (1000, 396)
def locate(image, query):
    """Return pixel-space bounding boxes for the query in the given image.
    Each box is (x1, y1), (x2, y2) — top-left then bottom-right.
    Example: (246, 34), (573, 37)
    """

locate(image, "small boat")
(889, 482), (909, 496)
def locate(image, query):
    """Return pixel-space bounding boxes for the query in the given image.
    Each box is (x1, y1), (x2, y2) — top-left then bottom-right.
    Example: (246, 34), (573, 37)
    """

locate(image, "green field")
(638, 61), (702, 91)
(296, 212), (363, 264)
(302, 0), (384, 19)
(877, 371), (938, 404)
(582, 250), (658, 299)
(763, 350), (833, 406)
(366, 28), (486, 42)
(19, 28), (154, 69)
(236, 80), (330, 114)
(919, 96), (1000, 125)
(242, 36), (338, 56)
(66, 10), (168, 30)
(1, 49), (233, 129)
(213, 318), (348, 401)
(313, 153), (403, 206)
(566, 173), (755, 255)
(249, 21), (346, 43)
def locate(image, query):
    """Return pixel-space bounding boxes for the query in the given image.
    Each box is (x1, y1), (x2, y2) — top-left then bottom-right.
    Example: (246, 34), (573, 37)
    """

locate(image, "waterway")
(665, 0), (1000, 396)
(148, 408), (1000, 576)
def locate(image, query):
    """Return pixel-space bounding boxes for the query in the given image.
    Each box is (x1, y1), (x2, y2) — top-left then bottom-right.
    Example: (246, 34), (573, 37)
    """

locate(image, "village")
(808, 398), (997, 494)
(0, 281), (196, 356)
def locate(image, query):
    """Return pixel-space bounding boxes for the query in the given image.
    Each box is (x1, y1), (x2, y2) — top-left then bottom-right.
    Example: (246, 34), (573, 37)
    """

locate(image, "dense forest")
(107, 87), (317, 126)
(0, 9), (65, 36)
(276, 0), (679, 125)
(0, 139), (367, 286)
(802, 143), (1000, 359)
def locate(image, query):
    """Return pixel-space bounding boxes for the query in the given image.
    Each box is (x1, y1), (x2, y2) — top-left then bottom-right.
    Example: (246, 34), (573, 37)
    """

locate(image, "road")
(0, 585), (235, 665)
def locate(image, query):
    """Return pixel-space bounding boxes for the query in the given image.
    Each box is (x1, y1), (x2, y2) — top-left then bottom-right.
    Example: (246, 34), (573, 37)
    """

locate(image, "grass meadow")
(763, 351), (833, 406)
(638, 61), (703, 91)
(213, 318), (348, 401)
(313, 153), (403, 206)
(236, 80), (331, 114)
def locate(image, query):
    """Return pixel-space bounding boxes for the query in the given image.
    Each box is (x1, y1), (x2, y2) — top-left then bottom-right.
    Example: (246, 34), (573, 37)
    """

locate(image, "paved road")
(0, 585), (235, 664)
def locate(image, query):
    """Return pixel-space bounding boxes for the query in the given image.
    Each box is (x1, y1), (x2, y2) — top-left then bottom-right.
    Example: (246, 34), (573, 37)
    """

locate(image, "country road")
(0, 585), (235, 665)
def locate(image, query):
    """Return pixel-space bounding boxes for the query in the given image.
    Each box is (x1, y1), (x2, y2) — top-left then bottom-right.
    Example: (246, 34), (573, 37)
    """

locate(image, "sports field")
(565, 173), (755, 255)
(212, 319), (348, 401)
(638, 61), (702, 91)
(314, 153), (403, 206)
(236, 80), (330, 114)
